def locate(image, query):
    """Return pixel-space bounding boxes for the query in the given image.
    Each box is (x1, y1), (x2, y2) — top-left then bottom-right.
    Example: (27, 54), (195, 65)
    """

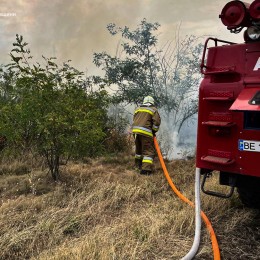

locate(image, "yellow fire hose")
(154, 137), (221, 260)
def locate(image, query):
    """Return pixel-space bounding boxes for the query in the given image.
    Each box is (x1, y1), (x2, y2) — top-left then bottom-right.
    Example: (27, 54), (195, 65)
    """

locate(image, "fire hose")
(154, 137), (221, 260)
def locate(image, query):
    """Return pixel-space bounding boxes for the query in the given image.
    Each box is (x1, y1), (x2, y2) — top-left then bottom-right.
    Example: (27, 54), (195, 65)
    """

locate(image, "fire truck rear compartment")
(197, 39), (260, 201)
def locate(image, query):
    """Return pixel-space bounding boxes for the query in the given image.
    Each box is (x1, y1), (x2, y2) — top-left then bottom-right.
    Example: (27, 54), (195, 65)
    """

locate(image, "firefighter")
(132, 96), (161, 175)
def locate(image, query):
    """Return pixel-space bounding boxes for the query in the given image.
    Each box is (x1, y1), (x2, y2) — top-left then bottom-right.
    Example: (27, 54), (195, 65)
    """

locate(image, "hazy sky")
(0, 0), (248, 74)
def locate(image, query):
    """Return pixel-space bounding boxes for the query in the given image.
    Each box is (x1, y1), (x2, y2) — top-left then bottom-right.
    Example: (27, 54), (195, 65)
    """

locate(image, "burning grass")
(0, 154), (259, 259)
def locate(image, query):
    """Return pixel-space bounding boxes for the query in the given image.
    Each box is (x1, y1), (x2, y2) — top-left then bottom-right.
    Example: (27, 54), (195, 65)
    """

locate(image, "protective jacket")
(132, 104), (161, 138)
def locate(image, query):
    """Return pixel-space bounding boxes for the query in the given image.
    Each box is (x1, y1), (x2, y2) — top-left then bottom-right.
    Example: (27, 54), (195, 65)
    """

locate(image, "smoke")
(0, 0), (146, 71)
(1, 0), (242, 72)
(0, 0), (244, 160)
(157, 114), (197, 160)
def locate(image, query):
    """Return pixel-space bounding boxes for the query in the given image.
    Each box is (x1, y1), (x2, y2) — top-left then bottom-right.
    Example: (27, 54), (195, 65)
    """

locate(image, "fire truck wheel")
(237, 187), (260, 209)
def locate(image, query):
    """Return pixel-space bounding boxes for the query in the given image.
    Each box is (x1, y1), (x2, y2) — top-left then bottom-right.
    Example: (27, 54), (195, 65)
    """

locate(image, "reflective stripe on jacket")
(132, 104), (161, 138)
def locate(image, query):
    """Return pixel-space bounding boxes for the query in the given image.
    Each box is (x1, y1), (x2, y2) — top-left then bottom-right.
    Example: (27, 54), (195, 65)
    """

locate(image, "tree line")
(0, 20), (202, 180)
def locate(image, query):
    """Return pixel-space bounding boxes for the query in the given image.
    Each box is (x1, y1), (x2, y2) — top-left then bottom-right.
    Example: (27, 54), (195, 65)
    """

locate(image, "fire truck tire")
(237, 187), (260, 209)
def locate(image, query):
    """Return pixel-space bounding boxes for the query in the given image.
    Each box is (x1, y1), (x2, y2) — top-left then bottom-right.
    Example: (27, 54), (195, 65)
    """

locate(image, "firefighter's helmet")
(143, 96), (154, 105)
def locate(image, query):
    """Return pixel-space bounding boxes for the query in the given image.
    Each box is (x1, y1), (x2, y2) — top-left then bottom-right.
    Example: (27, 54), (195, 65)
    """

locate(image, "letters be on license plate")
(239, 139), (260, 152)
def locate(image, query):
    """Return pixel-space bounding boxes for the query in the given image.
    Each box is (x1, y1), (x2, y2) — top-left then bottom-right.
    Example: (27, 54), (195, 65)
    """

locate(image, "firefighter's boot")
(140, 169), (152, 175)
(134, 158), (142, 170)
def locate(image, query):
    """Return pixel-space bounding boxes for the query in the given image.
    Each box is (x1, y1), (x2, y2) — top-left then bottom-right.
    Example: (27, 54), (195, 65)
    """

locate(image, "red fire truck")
(196, 0), (260, 208)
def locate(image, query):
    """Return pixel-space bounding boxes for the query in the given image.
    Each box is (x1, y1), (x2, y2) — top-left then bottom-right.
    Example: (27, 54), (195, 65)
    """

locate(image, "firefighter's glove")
(152, 130), (156, 136)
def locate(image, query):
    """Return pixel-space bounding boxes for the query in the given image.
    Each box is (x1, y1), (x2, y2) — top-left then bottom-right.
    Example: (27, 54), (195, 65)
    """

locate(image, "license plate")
(239, 139), (260, 152)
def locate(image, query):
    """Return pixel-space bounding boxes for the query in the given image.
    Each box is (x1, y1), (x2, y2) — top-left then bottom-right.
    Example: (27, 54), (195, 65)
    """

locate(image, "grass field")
(0, 153), (259, 260)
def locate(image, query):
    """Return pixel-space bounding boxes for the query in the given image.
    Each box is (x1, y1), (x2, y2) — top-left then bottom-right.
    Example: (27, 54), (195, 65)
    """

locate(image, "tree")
(0, 35), (109, 180)
(93, 19), (203, 134)
(93, 19), (160, 106)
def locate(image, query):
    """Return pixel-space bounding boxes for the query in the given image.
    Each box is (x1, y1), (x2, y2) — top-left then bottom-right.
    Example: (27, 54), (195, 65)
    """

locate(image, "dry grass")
(0, 154), (259, 260)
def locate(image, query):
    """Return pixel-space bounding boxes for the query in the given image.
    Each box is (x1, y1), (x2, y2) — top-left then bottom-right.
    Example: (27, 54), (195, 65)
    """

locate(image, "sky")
(0, 0), (248, 75)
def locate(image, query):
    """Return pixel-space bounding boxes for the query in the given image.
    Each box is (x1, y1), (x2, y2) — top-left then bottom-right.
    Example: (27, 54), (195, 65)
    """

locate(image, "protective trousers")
(134, 134), (155, 171)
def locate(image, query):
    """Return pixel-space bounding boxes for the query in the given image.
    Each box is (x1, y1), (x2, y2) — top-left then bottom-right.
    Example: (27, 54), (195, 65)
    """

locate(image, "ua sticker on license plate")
(239, 139), (260, 152)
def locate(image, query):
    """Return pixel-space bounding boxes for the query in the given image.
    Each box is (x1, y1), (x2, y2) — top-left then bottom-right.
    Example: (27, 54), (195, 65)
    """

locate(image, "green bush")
(0, 35), (109, 180)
